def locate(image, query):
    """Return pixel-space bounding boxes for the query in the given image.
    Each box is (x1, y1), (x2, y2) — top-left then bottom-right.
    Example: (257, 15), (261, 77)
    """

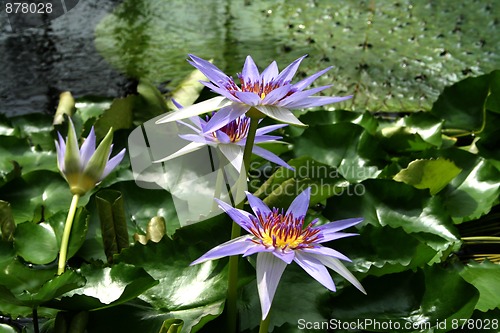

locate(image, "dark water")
(0, 0), (133, 116)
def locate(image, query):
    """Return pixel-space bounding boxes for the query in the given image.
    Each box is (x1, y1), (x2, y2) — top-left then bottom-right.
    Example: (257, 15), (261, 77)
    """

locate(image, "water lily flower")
(156, 106), (293, 172)
(191, 188), (366, 319)
(156, 54), (352, 133)
(55, 120), (126, 195)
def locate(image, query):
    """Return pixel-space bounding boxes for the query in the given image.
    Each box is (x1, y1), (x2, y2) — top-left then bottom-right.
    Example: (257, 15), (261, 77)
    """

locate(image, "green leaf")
(293, 123), (385, 182)
(0, 270), (85, 308)
(14, 221), (59, 265)
(297, 110), (378, 134)
(328, 179), (459, 244)
(95, 189), (130, 262)
(485, 70), (500, 113)
(52, 263), (157, 311)
(46, 208), (90, 260)
(460, 260), (500, 312)
(431, 73), (490, 131)
(0, 200), (15, 241)
(159, 319), (184, 333)
(328, 264), (478, 332)
(0, 324), (18, 333)
(254, 156), (349, 210)
(440, 150), (500, 223)
(94, 96), (134, 140)
(394, 158), (462, 195)
(137, 80), (168, 115)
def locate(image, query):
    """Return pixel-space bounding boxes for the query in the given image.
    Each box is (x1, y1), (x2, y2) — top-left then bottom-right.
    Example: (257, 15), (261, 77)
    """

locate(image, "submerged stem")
(226, 115), (260, 333)
(57, 194), (80, 275)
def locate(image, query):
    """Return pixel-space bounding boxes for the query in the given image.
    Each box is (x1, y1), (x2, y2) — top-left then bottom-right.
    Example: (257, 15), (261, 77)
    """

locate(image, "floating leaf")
(394, 158), (462, 195)
(94, 96), (134, 140)
(460, 260), (500, 312)
(14, 221), (59, 265)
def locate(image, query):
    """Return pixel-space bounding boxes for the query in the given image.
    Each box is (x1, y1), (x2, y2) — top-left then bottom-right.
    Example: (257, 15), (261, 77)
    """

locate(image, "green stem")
(462, 236), (500, 244)
(259, 314), (271, 333)
(226, 115), (260, 333)
(57, 194), (80, 275)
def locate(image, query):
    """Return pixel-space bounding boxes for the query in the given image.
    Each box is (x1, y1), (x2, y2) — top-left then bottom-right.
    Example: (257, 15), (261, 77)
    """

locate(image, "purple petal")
(215, 198), (254, 233)
(243, 244), (272, 257)
(156, 97), (230, 124)
(312, 254), (366, 294)
(260, 61), (279, 83)
(254, 105), (306, 127)
(252, 135), (283, 143)
(188, 54), (231, 86)
(154, 141), (206, 163)
(214, 130), (231, 144)
(279, 85), (333, 106)
(271, 249), (295, 264)
(241, 56), (261, 83)
(203, 104), (250, 133)
(177, 119), (202, 133)
(100, 148), (126, 180)
(256, 252), (287, 320)
(292, 66), (332, 91)
(317, 218), (363, 234)
(234, 91), (261, 106)
(79, 127), (96, 166)
(190, 235), (256, 265)
(171, 98), (184, 110)
(201, 81), (241, 102)
(301, 246), (351, 262)
(282, 95), (352, 109)
(286, 187), (310, 217)
(294, 251), (336, 291)
(245, 191), (272, 216)
(178, 134), (213, 144)
(255, 124), (288, 136)
(317, 232), (359, 243)
(252, 145), (293, 170)
(55, 133), (66, 172)
(261, 84), (293, 105)
(275, 55), (307, 84)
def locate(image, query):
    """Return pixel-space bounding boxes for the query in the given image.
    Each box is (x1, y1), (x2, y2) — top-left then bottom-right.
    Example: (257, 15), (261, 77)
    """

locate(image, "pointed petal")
(84, 127), (114, 181)
(312, 254), (366, 294)
(245, 191), (272, 216)
(241, 56), (260, 83)
(271, 249), (295, 264)
(219, 144), (244, 172)
(190, 235), (256, 265)
(201, 81), (241, 102)
(279, 85), (333, 106)
(301, 246), (351, 262)
(292, 66), (332, 91)
(79, 127), (96, 166)
(234, 91), (261, 106)
(261, 84), (293, 105)
(260, 61), (279, 83)
(215, 199), (254, 233)
(294, 251), (336, 291)
(64, 119), (82, 173)
(317, 232), (359, 243)
(214, 130), (231, 144)
(100, 148), (126, 180)
(55, 133), (66, 172)
(178, 133), (214, 144)
(255, 124), (288, 136)
(283, 95), (352, 109)
(256, 252), (287, 320)
(252, 135), (283, 143)
(203, 104), (250, 133)
(188, 54), (231, 85)
(177, 118), (202, 133)
(153, 141), (206, 163)
(275, 55), (307, 84)
(170, 98), (184, 110)
(286, 187), (310, 217)
(252, 145), (293, 170)
(317, 218), (363, 234)
(254, 105), (306, 127)
(155, 97), (229, 124)
(243, 244), (272, 257)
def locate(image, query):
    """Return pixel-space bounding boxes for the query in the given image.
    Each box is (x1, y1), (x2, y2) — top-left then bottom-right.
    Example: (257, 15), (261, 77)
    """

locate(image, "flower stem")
(226, 115), (260, 333)
(259, 314), (271, 333)
(57, 194), (80, 275)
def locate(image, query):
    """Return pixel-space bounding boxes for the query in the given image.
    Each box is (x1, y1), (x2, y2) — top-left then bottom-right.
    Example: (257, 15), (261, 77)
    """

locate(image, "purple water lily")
(55, 119), (126, 195)
(191, 188), (366, 319)
(156, 112), (293, 172)
(156, 55), (352, 133)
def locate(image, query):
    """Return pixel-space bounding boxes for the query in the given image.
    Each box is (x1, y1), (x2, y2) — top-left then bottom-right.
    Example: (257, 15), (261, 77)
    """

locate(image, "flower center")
(249, 209), (321, 251)
(211, 116), (250, 143)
